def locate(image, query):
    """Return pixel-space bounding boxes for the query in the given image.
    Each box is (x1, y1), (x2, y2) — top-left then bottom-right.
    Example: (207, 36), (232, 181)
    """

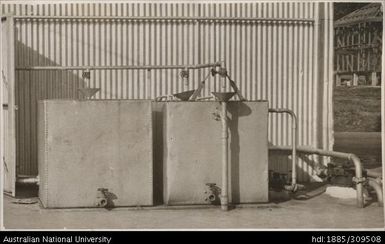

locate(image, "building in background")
(335, 3), (382, 86)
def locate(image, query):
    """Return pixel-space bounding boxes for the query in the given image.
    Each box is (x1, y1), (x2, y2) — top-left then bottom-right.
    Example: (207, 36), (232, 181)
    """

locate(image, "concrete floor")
(3, 189), (384, 229)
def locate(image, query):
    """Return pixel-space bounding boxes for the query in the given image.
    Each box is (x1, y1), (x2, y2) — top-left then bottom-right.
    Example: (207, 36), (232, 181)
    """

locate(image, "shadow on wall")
(228, 102), (252, 204)
(15, 40), (87, 176)
(152, 102), (165, 206)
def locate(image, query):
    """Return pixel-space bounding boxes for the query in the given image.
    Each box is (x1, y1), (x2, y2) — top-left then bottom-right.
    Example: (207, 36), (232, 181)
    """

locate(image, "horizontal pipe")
(154, 95), (175, 102)
(16, 63), (221, 71)
(268, 108), (298, 188)
(367, 170), (382, 179)
(269, 145), (365, 208)
(16, 176), (39, 184)
(368, 178), (383, 207)
(154, 96), (168, 102)
(13, 15), (315, 24)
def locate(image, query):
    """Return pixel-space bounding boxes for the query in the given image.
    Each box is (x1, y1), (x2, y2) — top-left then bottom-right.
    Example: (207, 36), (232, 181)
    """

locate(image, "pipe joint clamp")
(353, 177), (366, 184)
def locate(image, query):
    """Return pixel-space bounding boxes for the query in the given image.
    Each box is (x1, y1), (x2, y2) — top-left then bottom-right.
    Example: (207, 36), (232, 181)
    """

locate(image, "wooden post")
(336, 74), (342, 86)
(353, 73), (359, 86)
(371, 72), (378, 86)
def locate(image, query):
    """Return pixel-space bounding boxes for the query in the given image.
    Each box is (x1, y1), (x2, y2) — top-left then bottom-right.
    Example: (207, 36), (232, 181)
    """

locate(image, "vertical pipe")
(268, 108), (298, 188)
(0, 17), (4, 229)
(291, 112), (298, 186)
(221, 101), (229, 211)
(350, 154), (364, 208)
(382, 0), (385, 213)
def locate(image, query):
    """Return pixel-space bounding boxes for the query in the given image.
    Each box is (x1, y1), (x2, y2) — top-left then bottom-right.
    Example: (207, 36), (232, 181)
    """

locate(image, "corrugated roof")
(335, 3), (382, 27)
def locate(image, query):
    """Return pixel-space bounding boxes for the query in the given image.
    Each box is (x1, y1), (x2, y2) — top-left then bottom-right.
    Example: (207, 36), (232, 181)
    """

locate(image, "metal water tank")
(38, 100), (153, 208)
(162, 101), (269, 205)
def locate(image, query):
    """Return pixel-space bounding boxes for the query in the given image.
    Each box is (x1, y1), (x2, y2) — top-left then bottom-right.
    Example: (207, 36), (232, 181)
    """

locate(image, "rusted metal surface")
(0, 2), (334, 182)
(38, 100), (153, 208)
(163, 101), (268, 205)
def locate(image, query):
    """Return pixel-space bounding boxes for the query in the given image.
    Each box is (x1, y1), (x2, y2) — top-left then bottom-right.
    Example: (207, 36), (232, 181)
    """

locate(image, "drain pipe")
(368, 178), (383, 207)
(211, 92), (235, 211)
(269, 145), (365, 208)
(268, 108), (298, 189)
(220, 101), (229, 211)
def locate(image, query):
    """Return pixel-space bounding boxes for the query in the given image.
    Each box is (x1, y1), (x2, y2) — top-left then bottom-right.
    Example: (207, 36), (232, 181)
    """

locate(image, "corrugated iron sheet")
(1, 15), (17, 195)
(0, 2), (334, 182)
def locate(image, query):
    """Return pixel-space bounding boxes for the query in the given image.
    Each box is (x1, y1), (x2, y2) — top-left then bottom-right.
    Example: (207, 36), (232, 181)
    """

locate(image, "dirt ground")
(334, 86), (381, 132)
(3, 185), (384, 229)
(334, 132), (382, 169)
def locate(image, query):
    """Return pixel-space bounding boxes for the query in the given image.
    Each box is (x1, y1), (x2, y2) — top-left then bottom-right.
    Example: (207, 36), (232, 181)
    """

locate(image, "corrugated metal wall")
(0, 2), (334, 182)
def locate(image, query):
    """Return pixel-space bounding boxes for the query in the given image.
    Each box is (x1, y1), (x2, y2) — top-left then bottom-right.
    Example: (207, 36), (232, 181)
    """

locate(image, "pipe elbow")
(368, 178), (383, 207)
(349, 154), (364, 176)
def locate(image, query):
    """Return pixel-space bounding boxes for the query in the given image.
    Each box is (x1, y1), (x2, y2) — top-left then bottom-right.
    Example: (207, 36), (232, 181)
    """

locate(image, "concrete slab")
(3, 191), (384, 229)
